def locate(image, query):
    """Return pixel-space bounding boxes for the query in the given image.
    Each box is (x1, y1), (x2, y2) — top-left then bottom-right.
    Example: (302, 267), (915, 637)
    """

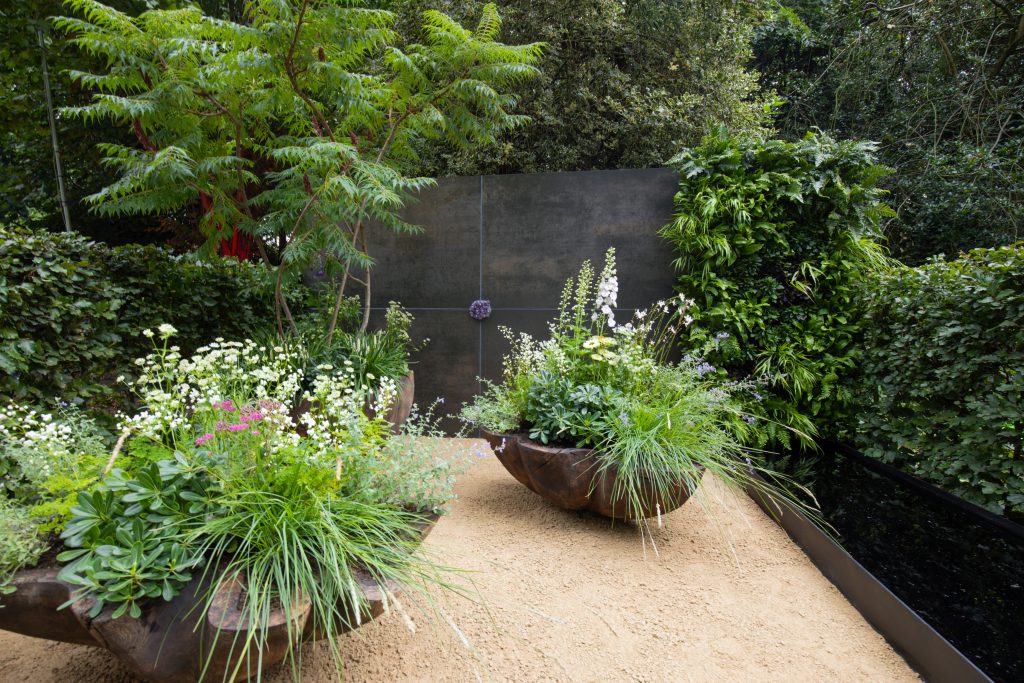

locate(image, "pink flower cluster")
(196, 400), (280, 446)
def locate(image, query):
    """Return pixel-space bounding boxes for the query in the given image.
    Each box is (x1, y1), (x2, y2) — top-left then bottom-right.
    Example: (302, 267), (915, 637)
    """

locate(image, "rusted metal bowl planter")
(0, 514), (438, 683)
(381, 371), (415, 433)
(481, 429), (697, 520)
(294, 371), (415, 434)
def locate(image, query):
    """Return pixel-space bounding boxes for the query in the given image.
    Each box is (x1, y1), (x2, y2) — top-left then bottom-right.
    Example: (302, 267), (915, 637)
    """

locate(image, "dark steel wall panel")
(366, 167), (680, 422)
(481, 169), (678, 309)
(367, 176), (482, 308)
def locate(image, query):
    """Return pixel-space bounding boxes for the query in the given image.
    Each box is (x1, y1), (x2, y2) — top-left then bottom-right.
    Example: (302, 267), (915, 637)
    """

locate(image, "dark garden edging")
(747, 465), (993, 683)
(824, 440), (1024, 544)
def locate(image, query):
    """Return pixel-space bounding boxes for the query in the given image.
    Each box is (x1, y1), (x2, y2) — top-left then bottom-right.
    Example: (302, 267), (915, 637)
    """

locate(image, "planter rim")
(480, 428), (697, 519)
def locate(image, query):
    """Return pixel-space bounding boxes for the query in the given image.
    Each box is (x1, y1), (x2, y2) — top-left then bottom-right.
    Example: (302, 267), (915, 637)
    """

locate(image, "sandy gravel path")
(0, 440), (917, 682)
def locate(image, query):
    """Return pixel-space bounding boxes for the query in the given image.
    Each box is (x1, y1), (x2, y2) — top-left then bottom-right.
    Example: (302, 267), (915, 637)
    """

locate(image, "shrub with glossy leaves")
(846, 244), (1024, 517)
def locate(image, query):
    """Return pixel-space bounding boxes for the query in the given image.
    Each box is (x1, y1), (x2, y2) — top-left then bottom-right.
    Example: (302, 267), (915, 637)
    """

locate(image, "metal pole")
(38, 28), (72, 232)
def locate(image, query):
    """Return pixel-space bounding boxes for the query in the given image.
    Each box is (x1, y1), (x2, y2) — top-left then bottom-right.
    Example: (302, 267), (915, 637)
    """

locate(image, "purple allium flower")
(469, 299), (492, 321)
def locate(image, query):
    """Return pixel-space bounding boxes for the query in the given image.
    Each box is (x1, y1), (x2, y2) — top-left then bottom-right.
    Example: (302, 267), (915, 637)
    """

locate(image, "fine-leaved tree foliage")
(755, 0), (1024, 263)
(55, 0), (542, 336)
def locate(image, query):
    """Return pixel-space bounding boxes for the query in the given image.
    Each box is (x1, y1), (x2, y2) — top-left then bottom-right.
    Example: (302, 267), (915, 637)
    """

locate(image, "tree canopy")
(756, 0), (1024, 262)
(56, 0), (542, 333)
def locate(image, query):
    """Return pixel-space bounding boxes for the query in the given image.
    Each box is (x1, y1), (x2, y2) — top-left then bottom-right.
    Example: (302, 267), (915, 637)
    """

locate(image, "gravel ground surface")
(0, 439), (918, 682)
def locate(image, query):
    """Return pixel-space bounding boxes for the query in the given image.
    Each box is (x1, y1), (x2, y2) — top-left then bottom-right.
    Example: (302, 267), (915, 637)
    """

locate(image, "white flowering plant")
(0, 405), (109, 533)
(461, 248), (706, 444)
(0, 325), (461, 676)
(461, 249), (815, 524)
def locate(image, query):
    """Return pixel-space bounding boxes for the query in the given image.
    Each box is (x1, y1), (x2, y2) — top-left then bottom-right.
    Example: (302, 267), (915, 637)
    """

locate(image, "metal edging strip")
(747, 482), (993, 683)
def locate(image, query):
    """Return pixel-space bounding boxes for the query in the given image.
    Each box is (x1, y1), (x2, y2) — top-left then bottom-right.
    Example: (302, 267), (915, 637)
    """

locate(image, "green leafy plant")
(0, 404), (110, 534)
(325, 302), (423, 386)
(845, 243), (1024, 517)
(462, 249), (816, 524)
(56, 455), (214, 619)
(524, 371), (620, 446)
(0, 229), (123, 403)
(0, 499), (48, 596)
(0, 228), (284, 407)
(52, 329), (462, 679)
(57, 0), (543, 339)
(756, 0), (1024, 264)
(191, 468), (452, 680)
(659, 130), (894, 447)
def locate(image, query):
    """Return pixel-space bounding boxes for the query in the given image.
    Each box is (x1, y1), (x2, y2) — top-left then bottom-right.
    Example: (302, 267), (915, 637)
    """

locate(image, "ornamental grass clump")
(461, 249), (815, 525)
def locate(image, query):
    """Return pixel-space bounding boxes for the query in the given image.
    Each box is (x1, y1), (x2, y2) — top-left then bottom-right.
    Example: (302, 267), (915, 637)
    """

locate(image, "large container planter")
(481, 429), (697, 520)
(383, 371), (415, 433)
(295, 371), (415, 435)
(0, 514), (438, 683)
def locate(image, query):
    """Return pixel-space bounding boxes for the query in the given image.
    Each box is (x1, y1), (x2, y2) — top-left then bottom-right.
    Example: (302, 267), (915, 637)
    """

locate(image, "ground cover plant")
(0, 326), (463, 679)
(460, 249), (815, 526)
(0, 403), (112, 593)
(660, 130), (893, 448)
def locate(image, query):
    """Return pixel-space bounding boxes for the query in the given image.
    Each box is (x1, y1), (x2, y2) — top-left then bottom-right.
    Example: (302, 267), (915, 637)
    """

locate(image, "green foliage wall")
(0, 229), (278, 405)
(385, 0), (772, 175)
(847, 244), (1024, 517)
(660, 131), (892, 445)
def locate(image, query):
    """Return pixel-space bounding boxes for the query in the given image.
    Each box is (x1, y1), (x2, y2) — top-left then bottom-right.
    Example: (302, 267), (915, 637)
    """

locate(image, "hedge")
(847, 243), (1024, 517)
(0, 228), (279, 405)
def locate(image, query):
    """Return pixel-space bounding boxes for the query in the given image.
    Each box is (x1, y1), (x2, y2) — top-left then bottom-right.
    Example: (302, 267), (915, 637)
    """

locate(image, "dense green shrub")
(660, 131), (893, 446)
(0, 228), (278, 405)
(99, 245), (280, 361)
(755, 0), (1024, 264)
(386, 0), (771, 176)
(0, 230), (124, 402)
(846, 244), (1024, 517)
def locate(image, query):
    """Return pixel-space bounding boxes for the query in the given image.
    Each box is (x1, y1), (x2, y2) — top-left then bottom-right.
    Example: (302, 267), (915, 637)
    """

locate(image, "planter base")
(0, 515), (438, 683)
(481, 430), (695, 520)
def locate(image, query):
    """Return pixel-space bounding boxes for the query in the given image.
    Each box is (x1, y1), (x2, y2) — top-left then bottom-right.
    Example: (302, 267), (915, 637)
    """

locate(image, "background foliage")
(660, 130), (892, 446)
(387, 0), (772, 176)
(0, 228), (279, 405)
(55, 0), (542, 334)
(756, 0), (1024, 263)
(0, 0), (184, 243)
(845, 244), (1024, 517)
